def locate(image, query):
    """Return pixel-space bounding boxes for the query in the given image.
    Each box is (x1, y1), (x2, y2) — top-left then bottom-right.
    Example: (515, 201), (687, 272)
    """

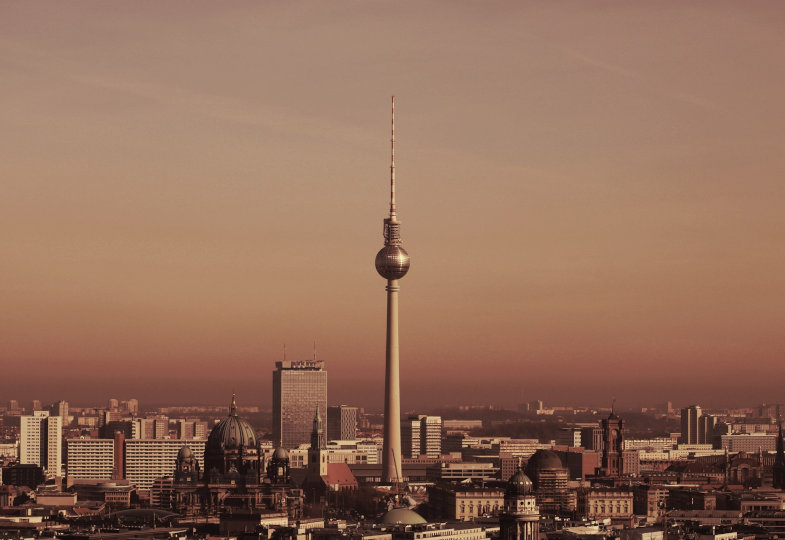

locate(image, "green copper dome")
(379, 507), (426, 525)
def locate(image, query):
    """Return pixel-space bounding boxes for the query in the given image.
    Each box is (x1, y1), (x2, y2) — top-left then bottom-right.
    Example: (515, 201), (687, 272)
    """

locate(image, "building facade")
(125, 439), (206, 490)
(66, 438), (114, 480)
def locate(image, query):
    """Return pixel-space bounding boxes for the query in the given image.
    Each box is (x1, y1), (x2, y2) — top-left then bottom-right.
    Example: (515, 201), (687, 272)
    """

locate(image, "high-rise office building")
(681, 405), (702, 444)
(272, 360), (327, 449)
(20, 411), (62, 476)
(327, 405), (358, 441)
(375, 96), (411, 483)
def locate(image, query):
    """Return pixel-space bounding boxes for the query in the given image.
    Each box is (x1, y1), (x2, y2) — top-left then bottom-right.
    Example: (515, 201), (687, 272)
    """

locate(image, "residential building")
(66, 438), (114, 480)
(124, 439), (205, 490)
(20, 411), (62, 476)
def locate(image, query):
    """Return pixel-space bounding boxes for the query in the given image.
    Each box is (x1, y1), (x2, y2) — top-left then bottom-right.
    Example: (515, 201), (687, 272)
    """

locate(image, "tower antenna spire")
(390, 95), (396, 221)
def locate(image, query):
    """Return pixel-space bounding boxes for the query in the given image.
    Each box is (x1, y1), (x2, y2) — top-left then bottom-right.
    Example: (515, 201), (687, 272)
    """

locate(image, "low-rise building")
(576, 488), (633, 525)
(427, 483), (505, 521)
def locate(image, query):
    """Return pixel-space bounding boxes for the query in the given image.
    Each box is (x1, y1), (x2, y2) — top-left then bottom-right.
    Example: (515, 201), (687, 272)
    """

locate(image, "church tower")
(308, 409), (328, 477)
(601, 404), (624, 476)
(499, 470), (540, 540)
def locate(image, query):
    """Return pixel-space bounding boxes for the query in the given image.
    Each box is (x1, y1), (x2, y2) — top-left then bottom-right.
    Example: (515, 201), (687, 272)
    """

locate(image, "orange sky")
(1, 2), (784, 409)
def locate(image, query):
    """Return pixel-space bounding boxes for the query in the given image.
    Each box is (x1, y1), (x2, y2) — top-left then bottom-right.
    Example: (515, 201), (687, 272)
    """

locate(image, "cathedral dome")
(272, 447), (289, 460)
(525, 449), (563, 473)
(207, 395), (257, 451)
(177, 446), (194, 460)
(506, 469), (533, 496)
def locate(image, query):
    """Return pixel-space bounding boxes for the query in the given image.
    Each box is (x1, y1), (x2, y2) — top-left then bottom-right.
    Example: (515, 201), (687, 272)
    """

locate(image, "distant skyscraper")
(327, 405), (358, 441)
(419, 415), (442, 458)
(31, 400), (42, 412)
(681, 405), (702, 444)
(401, 416), (421, 459)
(49, 400), (69, 424)
(698, 414), (718, 445)
(400, 415), (441, 458)
(272, 360), (327, 449)
(125, 398), (139, 415)
(20, 411), (62, 476)
(375, 96), (411, 483)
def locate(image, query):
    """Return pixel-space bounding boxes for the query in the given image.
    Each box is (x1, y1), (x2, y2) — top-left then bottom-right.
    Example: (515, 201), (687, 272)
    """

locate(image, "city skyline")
(3, 2), (785, 408)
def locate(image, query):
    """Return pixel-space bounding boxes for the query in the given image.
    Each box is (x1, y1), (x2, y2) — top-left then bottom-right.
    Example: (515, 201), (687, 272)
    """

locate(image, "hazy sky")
(2, 2), (784, 410)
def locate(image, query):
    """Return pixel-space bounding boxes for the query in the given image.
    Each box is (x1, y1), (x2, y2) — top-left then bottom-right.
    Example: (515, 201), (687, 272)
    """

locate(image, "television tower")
(375, 96), (411, 484)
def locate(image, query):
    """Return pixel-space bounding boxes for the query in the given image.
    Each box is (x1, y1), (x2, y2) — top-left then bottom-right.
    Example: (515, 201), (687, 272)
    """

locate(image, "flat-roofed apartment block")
(20, 411), (62, 476)
(66, 438), (114, 480)
(125, 439), (205, 490)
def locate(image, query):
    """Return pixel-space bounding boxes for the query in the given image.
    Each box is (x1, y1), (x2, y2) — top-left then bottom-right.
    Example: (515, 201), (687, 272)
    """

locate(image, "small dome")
(506, 469), (533, 496)
(379, 507), (426, 525)
(375, 245), (410, 280)
(272, 447), (289, 460)
(525, 449), (564, 473)
(177, 446), (194, 460)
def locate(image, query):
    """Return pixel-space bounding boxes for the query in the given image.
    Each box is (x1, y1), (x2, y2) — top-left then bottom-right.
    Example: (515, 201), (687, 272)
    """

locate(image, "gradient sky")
(2, 2), (784, 410)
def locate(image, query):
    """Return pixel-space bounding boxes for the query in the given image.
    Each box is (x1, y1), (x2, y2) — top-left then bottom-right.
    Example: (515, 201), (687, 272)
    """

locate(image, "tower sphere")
(375, 245), (410, 280)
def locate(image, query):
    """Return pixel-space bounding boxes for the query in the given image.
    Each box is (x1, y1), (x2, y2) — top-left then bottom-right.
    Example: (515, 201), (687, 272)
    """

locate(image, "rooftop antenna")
(283, 343), (287, 362)
(313, 340), (317, 362)
(389, 95), (396, 221)
(612, 398), (616, 415)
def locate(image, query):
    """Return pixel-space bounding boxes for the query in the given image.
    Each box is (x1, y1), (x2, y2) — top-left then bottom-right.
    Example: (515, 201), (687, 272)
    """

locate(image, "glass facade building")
(272, 360), (327, 449)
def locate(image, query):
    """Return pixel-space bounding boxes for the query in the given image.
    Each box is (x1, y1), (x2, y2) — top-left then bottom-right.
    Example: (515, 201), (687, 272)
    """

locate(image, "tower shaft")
(382, 279), (402, 483)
